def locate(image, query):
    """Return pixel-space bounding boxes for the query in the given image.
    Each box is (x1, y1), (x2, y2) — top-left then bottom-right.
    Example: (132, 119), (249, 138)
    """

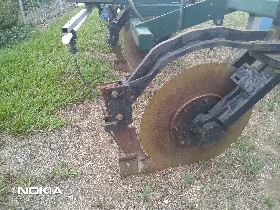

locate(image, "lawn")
(0, 7), (115, 133)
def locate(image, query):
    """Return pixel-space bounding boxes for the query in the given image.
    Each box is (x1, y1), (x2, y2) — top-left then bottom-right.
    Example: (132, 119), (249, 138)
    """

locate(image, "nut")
(111, 91), (119, 98)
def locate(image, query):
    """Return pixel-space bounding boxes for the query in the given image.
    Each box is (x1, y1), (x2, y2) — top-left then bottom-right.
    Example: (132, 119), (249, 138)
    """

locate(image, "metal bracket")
(107, 8), (131, 45)
(191, 63), (280, 144)
(103, 81), (133, 132)
(230, 64), (267, 95)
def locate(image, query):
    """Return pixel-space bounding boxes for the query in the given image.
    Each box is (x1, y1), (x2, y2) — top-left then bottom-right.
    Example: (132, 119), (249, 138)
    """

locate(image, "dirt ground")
(0, 12), (279, 210)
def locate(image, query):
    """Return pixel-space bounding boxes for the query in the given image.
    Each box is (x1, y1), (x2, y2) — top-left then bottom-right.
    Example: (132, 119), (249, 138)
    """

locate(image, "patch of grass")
(0, 175), (5, 196)
(264, 195), (275, 209)
(199, 185), (205, 193)
(183, 173), (193, 188)
(66, 168), (79, 178)
(139, 178), (155, 200)
(0, 8), (115, 133)
(235, 138), (263, 176)
(0, 0), (19, 30)
(17, 175), (35, 188)
(235, 138), (248, 151)
(235, 137), (255, 152)
(49, 164), (61, 179)
(139, 185), (154, 200)
(125, 162), (131, 173)
(198, 160), (205, 165)
(96, 197), (108, 209)
(0, 24), (34, 48)
(157, 79), (163, 85)
(144, 91), (152, 98)
(0, 138), (5, 149)
(188, 202), (195, 210)
(258, 101), (276, 112)
(275, 137), (280, 145)
(230, 191), (238, 199)
(50, 138), (59, 150)
(241, 153), (263, 176)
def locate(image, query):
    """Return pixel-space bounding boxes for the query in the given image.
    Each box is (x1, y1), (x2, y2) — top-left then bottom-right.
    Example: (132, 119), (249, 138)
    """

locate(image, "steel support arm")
(191, 64), (280, 145)
(102, 27), (280, 131)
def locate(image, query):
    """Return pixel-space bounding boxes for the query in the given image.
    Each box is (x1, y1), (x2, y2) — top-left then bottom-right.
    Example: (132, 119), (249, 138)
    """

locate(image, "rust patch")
(100, 82), (118, 114)
(113, 126), (141, 154)
(115, 126), (167, 176)
(111, 45), (130, 72)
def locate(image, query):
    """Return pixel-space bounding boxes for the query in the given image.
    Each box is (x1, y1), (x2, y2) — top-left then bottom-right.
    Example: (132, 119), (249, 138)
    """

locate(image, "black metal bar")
(128, 28), (268, 81)
(233, 50), (256, 69)
(126, 28), (269, 102)
(107, 8), (131, 45)
(221, 66), (280, 128)
(190, 64), (279, 145)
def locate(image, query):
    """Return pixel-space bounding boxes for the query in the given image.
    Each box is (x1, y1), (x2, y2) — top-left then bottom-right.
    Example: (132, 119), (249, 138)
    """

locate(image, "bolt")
(115, 114), (124, 121)
(111, 91), (119, 98)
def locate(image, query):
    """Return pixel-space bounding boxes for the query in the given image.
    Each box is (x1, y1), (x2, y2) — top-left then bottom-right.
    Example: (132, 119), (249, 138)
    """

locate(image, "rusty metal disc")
(124, 27), (148, 69)
(140, 63), (252, 167)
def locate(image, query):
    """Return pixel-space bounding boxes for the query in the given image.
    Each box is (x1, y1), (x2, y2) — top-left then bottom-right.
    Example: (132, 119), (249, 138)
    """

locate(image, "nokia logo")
(17, 187), (62, 195)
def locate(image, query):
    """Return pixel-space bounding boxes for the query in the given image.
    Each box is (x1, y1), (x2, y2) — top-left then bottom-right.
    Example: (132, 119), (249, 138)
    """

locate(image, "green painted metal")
(132, 0), (227, 49)
(65, 0), (278, 50)
(133, 27), (154, 50)
(129, 18), (150, 50)
(66, 0), (178, 4)
(135, 4), (181, 16)
(130, 18), (153, 50)
(227, 0), (278, 18)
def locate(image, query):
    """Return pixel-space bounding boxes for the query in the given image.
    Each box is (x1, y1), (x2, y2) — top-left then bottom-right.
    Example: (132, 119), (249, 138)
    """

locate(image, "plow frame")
(62, 0), (280, 175)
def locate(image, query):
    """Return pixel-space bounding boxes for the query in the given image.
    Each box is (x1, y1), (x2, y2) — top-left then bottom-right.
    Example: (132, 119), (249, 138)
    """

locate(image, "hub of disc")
(170, 94), (221, 146)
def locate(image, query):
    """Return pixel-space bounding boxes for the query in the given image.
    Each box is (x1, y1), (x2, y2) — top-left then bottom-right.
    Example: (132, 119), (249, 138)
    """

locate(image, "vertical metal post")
(238, 15), (262, 57)
(269, 0), (280, 40)
(272, 0), (280, 27)
(18, 0), (26, 24)
(246, 16), (262, 30)
(178, 0), (185, 31)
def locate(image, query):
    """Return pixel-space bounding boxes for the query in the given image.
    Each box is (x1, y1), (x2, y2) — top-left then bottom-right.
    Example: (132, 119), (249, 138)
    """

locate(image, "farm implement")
(62, 0), (280, 175)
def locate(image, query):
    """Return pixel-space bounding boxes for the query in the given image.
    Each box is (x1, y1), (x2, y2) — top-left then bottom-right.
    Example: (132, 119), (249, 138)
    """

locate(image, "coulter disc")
(140, 63), (252, 167)
(124, 28), (148, 69)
